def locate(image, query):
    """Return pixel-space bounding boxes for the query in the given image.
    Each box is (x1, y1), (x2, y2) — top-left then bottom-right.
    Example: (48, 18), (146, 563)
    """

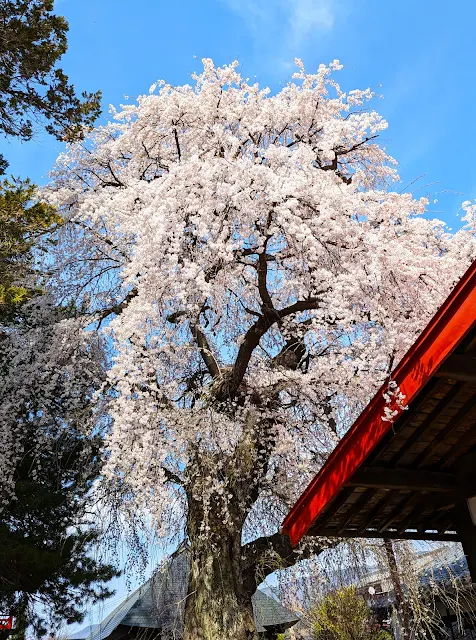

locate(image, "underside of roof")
(306, 322), (476, 541)
(282, 261), (476, 546)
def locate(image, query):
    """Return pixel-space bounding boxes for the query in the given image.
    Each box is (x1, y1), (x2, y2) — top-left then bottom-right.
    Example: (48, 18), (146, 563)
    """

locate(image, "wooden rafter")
(346, 467), (457, 492)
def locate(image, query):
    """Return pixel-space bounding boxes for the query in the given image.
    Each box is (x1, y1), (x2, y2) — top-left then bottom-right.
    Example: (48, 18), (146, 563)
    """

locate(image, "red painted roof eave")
(282, 260), (476, 547)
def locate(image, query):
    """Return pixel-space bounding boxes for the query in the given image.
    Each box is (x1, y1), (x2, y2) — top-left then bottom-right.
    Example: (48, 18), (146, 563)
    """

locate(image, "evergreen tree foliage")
(0, 297), (119, 637)
(0, 0), (101, 173)
(0, 3), (113, 633)
(0, 177), (61, 316)
(0, 182), (118, 636)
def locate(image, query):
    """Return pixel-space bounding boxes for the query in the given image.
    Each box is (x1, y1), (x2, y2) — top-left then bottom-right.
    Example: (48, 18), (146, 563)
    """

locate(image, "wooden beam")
(435, 354), (476, 383)
(377, 493), (416, 533)
(346, 467), (457, 492)
(364, 491), (458, 536)
(441, 425), (476, 469)
(389, 382), (464, 465)
(436, 515), (457, 537)
(337, 489), (373, 534)
(357, 491), (391, 532)
(455, 502), (476, 582)
(413, 400), (476, 467)
(311, 487), (355, 531)
(396, 495), (429, 534)
(312, 528), (460, 542)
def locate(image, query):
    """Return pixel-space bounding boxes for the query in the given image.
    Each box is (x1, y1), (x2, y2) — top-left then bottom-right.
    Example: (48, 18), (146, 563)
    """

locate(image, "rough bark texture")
(182, 543), (258, 640)
(183, 501), (258, 640)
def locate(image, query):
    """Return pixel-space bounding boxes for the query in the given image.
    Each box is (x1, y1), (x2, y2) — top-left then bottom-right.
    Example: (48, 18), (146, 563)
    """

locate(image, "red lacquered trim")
(282, 261), (476, 546)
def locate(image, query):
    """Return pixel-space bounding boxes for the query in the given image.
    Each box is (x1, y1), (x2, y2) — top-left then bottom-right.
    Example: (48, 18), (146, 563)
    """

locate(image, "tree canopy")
(0, 0), (101, 173)
(43, 59), (476, 639)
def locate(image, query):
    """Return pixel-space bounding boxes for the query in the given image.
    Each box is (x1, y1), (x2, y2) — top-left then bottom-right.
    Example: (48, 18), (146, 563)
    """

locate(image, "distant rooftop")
(70, 549), (299, 640)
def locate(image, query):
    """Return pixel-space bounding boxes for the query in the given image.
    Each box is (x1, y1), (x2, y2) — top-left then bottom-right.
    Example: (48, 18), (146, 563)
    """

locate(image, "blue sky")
(3, 0), (476, 230)
(5, 0), (476, 630)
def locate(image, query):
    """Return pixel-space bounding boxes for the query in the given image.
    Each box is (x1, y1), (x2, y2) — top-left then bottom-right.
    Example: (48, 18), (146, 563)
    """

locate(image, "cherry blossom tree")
(45, 59), (476, 640)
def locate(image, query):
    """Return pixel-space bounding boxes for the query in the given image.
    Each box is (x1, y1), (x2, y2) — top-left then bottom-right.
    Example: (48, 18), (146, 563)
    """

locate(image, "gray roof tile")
(77, 550), (298, 640)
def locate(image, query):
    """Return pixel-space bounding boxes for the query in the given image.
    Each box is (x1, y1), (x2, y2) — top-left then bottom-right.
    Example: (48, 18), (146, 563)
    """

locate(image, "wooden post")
(456, 501), (476, 583)
(384, 539), (412, 640)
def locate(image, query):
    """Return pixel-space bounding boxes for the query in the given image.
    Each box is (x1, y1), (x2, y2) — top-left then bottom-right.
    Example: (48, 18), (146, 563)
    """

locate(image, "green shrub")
(311, 586), (391, 640)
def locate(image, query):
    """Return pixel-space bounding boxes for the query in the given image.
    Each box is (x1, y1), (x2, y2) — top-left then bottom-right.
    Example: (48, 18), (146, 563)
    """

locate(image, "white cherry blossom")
(44, 59), (476, 640)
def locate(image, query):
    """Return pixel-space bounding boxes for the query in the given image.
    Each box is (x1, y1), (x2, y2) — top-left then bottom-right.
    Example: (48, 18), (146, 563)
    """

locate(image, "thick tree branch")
(226, 296), (324, 398)
(95, 287), (138, 324)
(173, 127), (181, 162)
(166, 310), (220, 378)
(256, 212), (275, 312)
(242, 531), (335, 584)
(190, 323), (220, 378)
(257, 249), (275, 311)
(162, 466), (184, 486)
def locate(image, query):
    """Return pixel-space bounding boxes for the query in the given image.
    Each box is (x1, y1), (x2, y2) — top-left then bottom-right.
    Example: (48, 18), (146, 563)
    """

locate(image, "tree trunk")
(183, 505), (258, 640)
